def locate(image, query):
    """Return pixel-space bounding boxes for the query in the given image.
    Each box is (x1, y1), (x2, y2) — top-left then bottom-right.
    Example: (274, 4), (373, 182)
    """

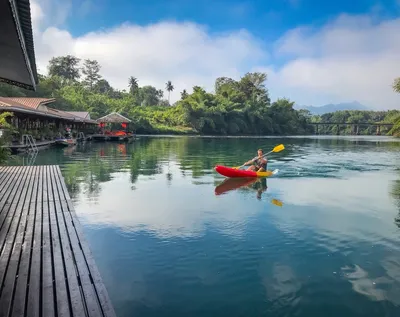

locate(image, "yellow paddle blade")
(271, 198), (283, 207)
(272, 144), (285, 153)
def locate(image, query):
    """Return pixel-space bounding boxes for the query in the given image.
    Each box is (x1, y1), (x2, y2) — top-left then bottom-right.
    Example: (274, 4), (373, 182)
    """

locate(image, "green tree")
(181, 89), (188, 100)
(82, 59), (102, 89)
(48, 55), (81, 83)
(138, 85), (162, 106)
(93, 79), (112, 95)
(0, 112), (13, 163)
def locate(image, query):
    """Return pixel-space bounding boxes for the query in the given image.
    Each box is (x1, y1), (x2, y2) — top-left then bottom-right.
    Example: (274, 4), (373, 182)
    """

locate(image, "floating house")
(93, 112), (135, 142)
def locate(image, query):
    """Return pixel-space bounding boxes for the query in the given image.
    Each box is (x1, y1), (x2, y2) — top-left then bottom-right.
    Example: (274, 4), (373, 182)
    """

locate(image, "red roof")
(2, 97), (56, 109)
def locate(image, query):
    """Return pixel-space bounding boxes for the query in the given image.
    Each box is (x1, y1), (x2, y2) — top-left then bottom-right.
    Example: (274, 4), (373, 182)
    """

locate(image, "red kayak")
(214, 165), (278, 178)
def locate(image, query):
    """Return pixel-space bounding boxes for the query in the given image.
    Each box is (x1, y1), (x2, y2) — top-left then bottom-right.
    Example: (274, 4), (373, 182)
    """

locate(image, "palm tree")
(165, 80), (174, 104)
(128, 76), (139, 96)
(393, 77), (400, 93)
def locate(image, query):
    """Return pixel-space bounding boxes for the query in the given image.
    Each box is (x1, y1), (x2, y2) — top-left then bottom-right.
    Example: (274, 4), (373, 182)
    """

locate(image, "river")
(8, 135), (400, 317)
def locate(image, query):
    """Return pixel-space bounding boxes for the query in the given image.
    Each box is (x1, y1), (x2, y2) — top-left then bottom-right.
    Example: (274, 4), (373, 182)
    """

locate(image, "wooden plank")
(60, 199), (103, 317)
(41, 165), (48, 203)
(0, 166), (30, 254)
(54, 165), (68, 202)
(48, 165), (73, 317)
(0, 166), (20, 213)
(55, 166), (116, 317)
(2, 166), (36, 316)
(27, 166), (43, 317)
(11, 166), (39, 317)
(50, 165), (87, 317)
(0, 166), (14, 193)
(0, 166), (32, 313)
(41, 166), (55, 317)
(1, 167), (25, 207)
(0, 166), (32, 279)
(47, 165), (55, 203)
(0, 165), (116, 317)
(0, 167), (18, 213)
(0, 166), (35, 316)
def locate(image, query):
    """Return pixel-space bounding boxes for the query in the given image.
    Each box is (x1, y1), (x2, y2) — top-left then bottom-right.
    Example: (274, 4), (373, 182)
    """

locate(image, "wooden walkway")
(0, 165), (116, 317)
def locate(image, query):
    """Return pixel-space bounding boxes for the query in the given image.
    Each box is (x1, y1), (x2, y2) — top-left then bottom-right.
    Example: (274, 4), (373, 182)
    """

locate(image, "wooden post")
(376, 125), (381, 135)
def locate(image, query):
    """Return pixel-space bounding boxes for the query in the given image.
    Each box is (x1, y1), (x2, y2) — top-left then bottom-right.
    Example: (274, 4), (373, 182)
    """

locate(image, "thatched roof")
(0, 0), (38, 90)
(96, 112), (131, 123)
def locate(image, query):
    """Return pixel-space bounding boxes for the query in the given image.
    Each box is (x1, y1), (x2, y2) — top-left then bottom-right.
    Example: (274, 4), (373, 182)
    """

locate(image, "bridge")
(308, 122), (394, 135)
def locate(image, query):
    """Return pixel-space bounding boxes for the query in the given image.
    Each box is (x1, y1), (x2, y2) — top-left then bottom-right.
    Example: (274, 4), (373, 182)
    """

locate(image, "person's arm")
(243, 159), (255, 166)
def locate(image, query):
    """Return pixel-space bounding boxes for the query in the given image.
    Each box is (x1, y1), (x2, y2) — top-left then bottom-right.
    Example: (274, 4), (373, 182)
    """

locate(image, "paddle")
(234, 144), (285, 169)
(271, 198), (283, 207)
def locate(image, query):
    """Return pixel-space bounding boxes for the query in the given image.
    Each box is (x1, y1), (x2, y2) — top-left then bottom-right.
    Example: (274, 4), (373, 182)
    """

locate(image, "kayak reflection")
(215, 177), (283, 206)
(215, 178), (259, 196)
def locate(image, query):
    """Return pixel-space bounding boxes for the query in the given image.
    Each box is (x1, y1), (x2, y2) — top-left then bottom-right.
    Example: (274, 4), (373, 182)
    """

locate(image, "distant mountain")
(294, 101), (370, 115)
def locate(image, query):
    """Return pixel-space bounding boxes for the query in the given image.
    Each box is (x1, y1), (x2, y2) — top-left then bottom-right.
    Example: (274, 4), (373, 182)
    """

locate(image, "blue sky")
(33, 0), (400, 109)
(69, 0), (398, 37)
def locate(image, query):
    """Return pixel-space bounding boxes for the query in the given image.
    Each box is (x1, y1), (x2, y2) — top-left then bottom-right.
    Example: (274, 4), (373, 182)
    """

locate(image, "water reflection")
(215, 177), (283, 205)
(391, 177), (400, 228)
(260, 263), (301, 313)
(71, 163), (269, 238)
(341, 258), (400, 306)
(215, 178), (264, 196)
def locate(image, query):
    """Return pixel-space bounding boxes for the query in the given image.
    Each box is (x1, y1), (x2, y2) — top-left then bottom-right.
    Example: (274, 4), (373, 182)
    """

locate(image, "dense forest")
(0, 55), (399, 136)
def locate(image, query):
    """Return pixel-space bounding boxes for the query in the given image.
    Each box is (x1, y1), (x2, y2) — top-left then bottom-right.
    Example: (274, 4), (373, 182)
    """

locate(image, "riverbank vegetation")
(391, 77), (400, 136)
(0, 55), (399, 136)
(309, 109), (400, 135)
(0, 112), (13, 163)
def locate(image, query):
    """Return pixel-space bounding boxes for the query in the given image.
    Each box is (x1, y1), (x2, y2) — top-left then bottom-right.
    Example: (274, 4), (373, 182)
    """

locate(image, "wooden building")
(0, 97), (97, 151)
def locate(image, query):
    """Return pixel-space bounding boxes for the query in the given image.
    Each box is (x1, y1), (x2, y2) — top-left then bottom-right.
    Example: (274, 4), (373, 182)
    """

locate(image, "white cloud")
(31, 1), (400, 109)
(31, 0), (265, 102)
(264, 14), (400, 109)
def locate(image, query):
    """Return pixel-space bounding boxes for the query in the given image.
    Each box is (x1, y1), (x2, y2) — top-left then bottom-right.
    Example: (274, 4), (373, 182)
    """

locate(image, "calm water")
(8, 136), (400, 317)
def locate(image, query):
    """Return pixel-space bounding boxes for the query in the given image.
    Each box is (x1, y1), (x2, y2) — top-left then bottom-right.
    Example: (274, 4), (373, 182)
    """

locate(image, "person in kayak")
(244, 149), (268, 172)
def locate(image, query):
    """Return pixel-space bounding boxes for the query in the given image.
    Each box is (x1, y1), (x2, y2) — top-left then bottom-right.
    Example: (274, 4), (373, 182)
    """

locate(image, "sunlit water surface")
(8, 136), (400, 317)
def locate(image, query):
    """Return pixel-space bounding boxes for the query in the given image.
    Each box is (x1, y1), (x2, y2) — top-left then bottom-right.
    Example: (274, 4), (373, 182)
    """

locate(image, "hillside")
(295, 101), (370, 115)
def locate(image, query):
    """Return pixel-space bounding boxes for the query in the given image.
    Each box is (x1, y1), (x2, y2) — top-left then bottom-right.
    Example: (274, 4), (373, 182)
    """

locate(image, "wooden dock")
(3, 140), (55, 154)
(0, 165), (116, 317)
